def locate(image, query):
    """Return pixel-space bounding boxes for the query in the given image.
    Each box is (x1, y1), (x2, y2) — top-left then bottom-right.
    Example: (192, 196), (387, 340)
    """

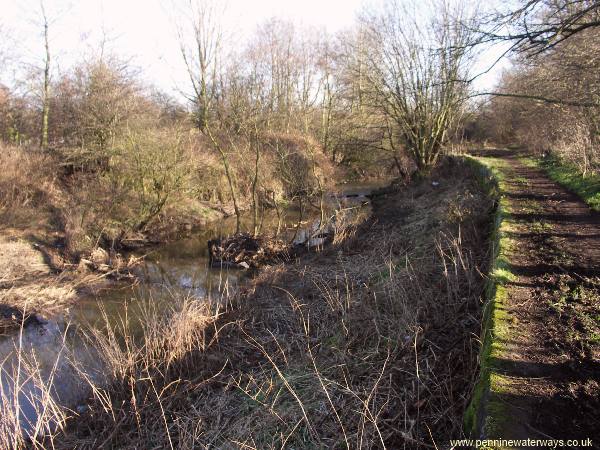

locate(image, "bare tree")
(52, 56), (146, 171)
(474, 0), (600, 56)
(317, 37), (337, 156)
(467, 1), (600, 110)
(40, 0), (51, 150)
(480, 23), (600, 173)
(360, 0), (474, 173)
(173, 0), (242, 232)
(0, 23), (12, 77)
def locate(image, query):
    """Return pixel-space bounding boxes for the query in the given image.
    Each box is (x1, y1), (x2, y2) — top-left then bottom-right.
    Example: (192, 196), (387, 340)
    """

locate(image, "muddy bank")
(50, 158), (495, 449)
(0, 235), (115, 333)
(0, 186), (231, 309)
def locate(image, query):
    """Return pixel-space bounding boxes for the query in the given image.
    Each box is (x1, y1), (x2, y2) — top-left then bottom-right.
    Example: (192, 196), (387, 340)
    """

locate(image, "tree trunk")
(251, 135), (261, 236)
(207, 127), (241, 233)
(40, 9), (50, 150)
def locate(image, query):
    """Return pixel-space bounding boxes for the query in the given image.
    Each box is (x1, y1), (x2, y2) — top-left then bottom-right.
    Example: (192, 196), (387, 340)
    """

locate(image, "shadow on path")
(473, 149), (600, 445)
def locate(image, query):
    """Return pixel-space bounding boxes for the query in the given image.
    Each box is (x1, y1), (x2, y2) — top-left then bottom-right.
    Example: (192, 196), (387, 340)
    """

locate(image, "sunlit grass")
(522, 155), (600, 211)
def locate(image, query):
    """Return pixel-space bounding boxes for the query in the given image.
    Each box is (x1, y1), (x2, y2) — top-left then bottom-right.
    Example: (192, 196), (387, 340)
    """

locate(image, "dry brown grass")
(0, 235), (76, 323)
(0, 319), (73, 450)
(0, 157), (493, 449)
(0, 234), (119, 322)
(0, 144), (59, 233)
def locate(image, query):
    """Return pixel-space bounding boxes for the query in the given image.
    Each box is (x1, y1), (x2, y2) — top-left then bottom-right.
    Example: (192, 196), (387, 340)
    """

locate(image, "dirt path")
(479, 150), (600, 445)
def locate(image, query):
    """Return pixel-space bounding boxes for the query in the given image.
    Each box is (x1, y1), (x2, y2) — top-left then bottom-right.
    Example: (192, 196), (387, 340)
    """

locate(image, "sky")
(0, 0), (508, 99)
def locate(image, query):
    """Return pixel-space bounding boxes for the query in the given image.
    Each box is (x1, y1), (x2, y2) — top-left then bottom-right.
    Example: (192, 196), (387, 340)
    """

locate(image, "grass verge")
(520, 154), (600, 211)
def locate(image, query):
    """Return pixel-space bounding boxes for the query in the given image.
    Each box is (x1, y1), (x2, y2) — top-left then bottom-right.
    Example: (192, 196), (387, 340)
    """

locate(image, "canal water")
(0, 181), (386, 438)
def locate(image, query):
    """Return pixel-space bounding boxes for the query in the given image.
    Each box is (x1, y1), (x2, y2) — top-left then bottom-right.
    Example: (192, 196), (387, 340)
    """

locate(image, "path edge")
(462, 155), (518, 445)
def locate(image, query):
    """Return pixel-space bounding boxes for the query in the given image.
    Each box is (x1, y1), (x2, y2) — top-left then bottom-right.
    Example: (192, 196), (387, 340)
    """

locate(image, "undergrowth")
(0, 157), (495, 449)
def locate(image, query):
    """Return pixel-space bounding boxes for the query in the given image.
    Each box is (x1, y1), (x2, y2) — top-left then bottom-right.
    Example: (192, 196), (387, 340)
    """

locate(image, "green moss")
(461, 155), (520, 443)
(493, 262), (517, 285)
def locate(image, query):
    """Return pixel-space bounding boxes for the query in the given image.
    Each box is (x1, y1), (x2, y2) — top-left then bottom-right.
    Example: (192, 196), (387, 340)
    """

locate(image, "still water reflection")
(0, 181), (386, 437)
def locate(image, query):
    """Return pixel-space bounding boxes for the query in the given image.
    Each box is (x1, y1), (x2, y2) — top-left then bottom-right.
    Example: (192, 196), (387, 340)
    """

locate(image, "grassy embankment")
(1, 157), (496, 449)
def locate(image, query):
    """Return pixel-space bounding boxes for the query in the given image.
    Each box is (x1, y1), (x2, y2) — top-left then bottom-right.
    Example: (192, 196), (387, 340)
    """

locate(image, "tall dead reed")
(0, 316), (70, 450)
(13, 157), (494, 449)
